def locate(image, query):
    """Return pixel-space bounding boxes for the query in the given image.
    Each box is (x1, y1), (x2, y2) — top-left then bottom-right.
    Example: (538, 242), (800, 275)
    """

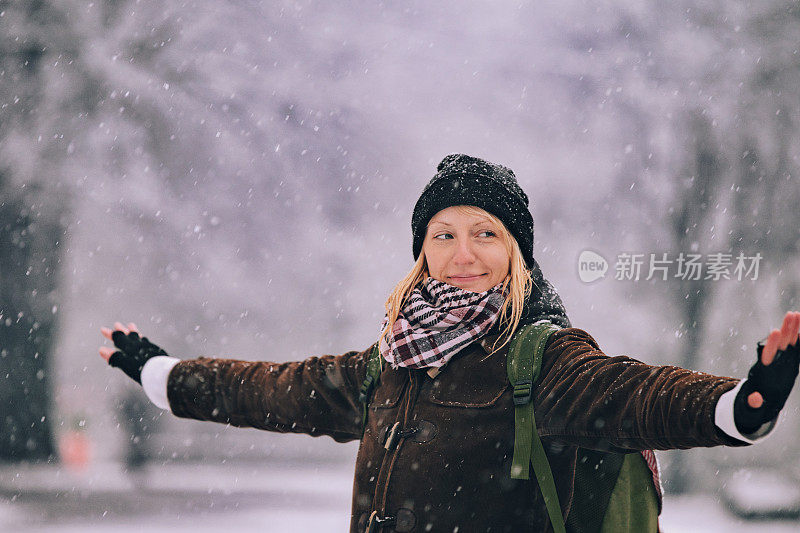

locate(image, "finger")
(99, 346), (115, 362)
(127, 322), (138, 333)
(779, 312), (793, 351)
(747, 391), (764, 409)
(113, 321), (130, 335)
(101, 327), (113, 341)
(762, 329), (781, 365)
(791, 311), (800, 346)
(786, 313), (796, 346)
(785, 312), (799, 349)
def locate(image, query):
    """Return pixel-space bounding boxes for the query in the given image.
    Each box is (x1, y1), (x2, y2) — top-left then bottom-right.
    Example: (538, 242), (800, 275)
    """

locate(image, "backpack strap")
(507, 319), (565, 533)
(358, 343), (382, 432)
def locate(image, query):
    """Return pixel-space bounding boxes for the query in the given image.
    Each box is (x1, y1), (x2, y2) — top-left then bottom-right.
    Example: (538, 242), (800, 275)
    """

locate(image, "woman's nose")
(452, 240), (477, 263)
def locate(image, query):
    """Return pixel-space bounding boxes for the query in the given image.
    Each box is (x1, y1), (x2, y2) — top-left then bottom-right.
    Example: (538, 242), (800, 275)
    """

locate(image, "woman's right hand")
(99, 322), (170, 384)
(734, 311), (800, 434)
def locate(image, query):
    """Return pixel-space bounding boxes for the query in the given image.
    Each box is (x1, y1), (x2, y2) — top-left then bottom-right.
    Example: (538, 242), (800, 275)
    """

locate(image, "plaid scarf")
(380, 278), (505, 369)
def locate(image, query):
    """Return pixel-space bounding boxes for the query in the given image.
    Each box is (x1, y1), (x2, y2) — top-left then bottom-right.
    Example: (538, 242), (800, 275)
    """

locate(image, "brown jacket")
(166, 327), (747, 532)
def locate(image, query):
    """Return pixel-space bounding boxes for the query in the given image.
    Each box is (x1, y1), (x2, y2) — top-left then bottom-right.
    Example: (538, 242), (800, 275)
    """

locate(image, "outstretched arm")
(99, 322), (370, 443)
(533, 311), (800, 452)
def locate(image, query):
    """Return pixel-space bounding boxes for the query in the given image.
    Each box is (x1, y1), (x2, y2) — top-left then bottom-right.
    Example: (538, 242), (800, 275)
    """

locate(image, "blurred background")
(1, 0), (799, 530)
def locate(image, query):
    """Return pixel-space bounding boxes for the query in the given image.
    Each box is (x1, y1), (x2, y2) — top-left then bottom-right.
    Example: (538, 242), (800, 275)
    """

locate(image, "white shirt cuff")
(715, 380), (777, 444)
(141, 356), (180, 411)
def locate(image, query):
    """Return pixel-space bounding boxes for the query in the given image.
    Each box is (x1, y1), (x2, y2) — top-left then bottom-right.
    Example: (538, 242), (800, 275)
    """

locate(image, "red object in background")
(59, 419), (91, 472)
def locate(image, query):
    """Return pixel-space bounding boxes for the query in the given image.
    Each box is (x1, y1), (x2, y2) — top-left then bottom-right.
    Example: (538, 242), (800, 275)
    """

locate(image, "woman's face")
(422, 206), (510, 293)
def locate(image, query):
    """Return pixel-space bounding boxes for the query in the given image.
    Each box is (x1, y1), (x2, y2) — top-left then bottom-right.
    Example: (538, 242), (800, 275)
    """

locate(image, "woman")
(100, 154), (800, 532)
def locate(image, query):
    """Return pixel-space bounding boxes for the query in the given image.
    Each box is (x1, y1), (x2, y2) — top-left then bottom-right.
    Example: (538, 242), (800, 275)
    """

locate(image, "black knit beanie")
(412, 154), (534, 267)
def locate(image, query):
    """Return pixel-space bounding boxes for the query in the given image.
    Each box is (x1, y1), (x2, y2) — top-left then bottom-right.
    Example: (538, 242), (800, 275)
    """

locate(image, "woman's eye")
(433, 233), (453, 240)
(478, 230), (496, 238)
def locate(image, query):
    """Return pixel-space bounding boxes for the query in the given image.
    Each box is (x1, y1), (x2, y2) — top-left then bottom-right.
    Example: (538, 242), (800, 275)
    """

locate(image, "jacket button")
(383, 421), (402, 451)
(409, 420), (437, 443)
(394, 508), (417, 532)
(378, 424), (391, 445)
(381, 421), (438, 451)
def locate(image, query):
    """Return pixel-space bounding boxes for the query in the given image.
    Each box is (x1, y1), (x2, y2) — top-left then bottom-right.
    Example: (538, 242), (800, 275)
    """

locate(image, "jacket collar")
(478, 331), (505, 354)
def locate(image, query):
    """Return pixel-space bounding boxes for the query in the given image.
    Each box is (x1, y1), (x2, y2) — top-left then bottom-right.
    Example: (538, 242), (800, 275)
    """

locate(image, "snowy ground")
(1, 461), (798, 532)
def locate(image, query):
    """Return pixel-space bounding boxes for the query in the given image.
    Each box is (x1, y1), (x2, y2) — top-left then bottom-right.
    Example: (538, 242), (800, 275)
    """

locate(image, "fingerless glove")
(108, 331), (170, 384)
(734, 339), (800, 435)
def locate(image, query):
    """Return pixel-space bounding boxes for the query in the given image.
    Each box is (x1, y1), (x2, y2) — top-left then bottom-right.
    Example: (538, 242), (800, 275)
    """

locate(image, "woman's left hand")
(734, 311), (800, 434)
(99, 321), (170, 384)
(98, 321), (138, 362)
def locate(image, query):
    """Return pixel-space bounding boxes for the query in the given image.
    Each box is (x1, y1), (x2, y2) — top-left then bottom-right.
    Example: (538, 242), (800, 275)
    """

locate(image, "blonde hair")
(382, 206), (534, 353)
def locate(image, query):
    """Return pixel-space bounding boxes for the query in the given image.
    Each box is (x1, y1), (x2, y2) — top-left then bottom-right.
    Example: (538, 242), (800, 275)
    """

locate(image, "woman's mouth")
(448, 274), (487, 283)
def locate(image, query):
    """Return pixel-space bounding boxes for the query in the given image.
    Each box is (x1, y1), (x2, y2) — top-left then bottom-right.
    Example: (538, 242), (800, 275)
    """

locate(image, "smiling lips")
(449, 274), (487, 282)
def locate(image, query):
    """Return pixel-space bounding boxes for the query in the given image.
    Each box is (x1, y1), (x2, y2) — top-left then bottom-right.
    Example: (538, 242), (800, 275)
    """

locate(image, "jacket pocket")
(424, 342), (511, 408)
(427, 377), (508, 407)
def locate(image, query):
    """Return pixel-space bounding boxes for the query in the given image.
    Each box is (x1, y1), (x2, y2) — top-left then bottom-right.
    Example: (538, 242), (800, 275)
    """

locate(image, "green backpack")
(359, 320), (660, 533)
(507, 320), (660, 533)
